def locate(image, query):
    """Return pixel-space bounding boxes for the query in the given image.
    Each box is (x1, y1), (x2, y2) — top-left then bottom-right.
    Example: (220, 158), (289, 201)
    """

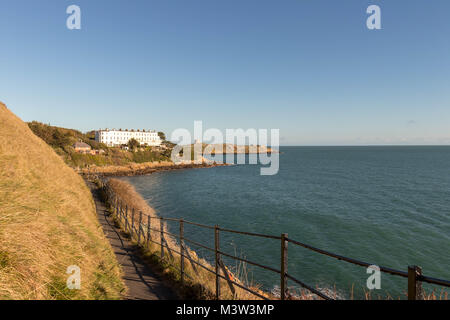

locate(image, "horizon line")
(277, 144), (450, 147)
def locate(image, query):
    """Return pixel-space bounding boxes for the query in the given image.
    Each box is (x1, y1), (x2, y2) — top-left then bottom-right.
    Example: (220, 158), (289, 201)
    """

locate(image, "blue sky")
(0, 0), (449, 145)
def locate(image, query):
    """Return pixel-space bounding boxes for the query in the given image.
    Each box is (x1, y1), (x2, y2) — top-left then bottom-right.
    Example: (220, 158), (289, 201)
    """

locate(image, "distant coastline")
(191, 143), (279, 155)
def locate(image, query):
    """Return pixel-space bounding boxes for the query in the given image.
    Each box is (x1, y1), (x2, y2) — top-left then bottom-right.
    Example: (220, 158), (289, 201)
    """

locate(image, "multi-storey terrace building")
(95, 129), (162, 147)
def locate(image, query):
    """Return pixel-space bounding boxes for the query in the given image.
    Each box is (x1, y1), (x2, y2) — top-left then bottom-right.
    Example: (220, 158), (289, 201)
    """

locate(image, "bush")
(132, 150), (170, 163)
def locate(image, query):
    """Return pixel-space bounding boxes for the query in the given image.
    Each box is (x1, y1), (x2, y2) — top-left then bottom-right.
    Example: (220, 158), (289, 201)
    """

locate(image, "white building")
(95, 129), (162, 147)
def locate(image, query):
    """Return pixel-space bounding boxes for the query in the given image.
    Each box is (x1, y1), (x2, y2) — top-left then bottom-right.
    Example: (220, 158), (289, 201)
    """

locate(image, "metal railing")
(94, 176), (450, 300)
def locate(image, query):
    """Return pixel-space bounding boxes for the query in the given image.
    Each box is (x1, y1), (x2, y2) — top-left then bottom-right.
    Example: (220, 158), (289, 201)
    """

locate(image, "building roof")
(98, 129), (157, 133)
(73, 142), (91, 149)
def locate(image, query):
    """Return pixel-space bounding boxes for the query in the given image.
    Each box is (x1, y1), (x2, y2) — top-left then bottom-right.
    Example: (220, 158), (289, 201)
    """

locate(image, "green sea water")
(122, 146), (450, 299)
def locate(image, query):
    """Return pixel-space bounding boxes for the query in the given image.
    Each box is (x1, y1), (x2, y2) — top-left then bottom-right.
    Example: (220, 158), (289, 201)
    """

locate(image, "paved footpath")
(88, 182), (178, 300)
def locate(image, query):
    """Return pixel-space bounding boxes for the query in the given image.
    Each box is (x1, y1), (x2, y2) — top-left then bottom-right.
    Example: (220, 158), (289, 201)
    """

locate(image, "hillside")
(0, 102), (125, 299)
(27, 121), (173, 168)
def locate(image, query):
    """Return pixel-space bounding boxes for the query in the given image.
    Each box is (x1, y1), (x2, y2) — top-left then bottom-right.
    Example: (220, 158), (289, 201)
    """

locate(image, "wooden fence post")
(281, 233), (288, 300)
(125, 205), (128, 232)
(147, 215), (151, 249)
(138, 211), (143, 244)
(408, 265), (423, 300)
(160, 217), (164, 259)
(215, 225), (220, 300)
(131, 208), (135, 239)
(180, 219), (185, 285)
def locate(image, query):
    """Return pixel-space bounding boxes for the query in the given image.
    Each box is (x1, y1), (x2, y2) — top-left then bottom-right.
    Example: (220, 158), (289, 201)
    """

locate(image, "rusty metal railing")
(92, 175), (450, 300)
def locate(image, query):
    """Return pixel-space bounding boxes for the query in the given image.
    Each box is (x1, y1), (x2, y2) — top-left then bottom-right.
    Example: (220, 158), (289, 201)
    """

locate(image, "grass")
(104, 178), (271, 300)
(0, 102), (125, 299)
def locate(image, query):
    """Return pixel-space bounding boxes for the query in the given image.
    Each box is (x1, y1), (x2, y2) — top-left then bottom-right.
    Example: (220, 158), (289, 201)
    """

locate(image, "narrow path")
(88, 182), (178, 300)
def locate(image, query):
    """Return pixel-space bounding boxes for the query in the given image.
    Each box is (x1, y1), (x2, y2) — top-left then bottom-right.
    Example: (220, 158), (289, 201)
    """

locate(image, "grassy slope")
(0, 103), (125, 299)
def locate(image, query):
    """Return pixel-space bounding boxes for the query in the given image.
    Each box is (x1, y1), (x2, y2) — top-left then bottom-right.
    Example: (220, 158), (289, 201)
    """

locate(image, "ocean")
(121, 146), (450, 299)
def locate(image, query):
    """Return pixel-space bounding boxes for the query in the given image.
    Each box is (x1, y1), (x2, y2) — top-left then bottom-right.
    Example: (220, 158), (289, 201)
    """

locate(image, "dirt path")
(88, 182), (178, 300)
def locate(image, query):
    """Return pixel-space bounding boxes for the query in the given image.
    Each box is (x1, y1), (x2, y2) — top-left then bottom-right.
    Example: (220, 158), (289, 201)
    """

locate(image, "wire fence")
(93, 175), (450, 300)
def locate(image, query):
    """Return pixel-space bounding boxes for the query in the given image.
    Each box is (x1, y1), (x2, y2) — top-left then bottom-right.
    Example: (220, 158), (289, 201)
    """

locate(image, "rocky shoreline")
(78, 161), (228, 177)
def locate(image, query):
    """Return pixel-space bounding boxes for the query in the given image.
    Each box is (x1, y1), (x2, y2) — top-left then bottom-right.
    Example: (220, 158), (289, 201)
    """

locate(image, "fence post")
(125, 205), (128, 232)
(408, 265), (423, 300)
(281, 233), (288, 300)
(131, 208), (135, 239)
(160, 217), (164, 259)
(147, 215), (151, 248)
(180, 219), (185, 285)
(138, 211), (143, 244)
(121, 201), (124, 223)
(215, 225), (220, 300)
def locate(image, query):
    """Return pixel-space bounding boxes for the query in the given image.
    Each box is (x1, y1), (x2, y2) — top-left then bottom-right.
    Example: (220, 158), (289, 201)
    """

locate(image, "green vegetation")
(27, 121), (173, 168)
(127, 138), (140, 151)
(132, 149), (169, 163)
(158, 131), (166, 141)
(28, 121), (107, 151)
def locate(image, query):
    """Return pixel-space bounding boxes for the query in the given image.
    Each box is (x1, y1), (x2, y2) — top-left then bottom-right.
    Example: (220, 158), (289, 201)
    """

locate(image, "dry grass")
(422, 288), (449, 300)
(0, 102), (125, 299)
(361, 288), (448, 300)
(106, 178), (271, 300)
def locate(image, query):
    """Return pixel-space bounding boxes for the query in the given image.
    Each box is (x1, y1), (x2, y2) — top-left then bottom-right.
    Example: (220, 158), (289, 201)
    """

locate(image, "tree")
(128, 138), (140, 151)
(158, 131), (166, 141)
